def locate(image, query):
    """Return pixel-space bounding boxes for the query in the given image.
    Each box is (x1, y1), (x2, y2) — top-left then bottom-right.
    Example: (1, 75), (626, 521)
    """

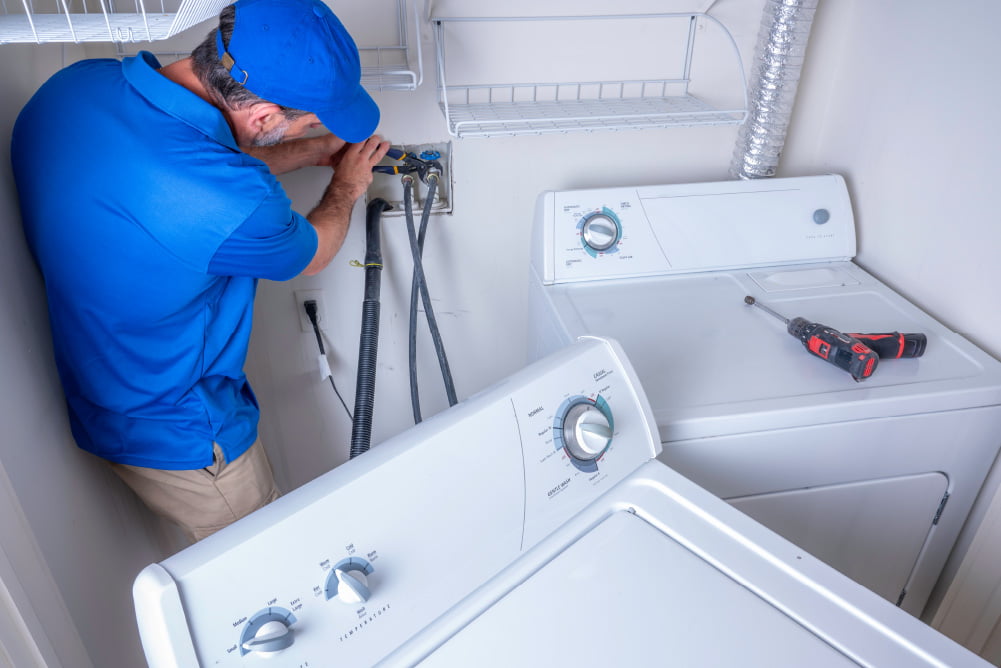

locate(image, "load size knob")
(239, 608), (297, 657)
(562, 402), (613, 462)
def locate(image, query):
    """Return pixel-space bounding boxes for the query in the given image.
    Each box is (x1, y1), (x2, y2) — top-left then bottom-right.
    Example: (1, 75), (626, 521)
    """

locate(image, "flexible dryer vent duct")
(730, 0), (819, 179)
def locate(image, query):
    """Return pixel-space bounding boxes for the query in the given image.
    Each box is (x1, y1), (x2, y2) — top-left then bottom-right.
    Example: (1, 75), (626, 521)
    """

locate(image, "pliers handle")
(372, 148), (443, 183)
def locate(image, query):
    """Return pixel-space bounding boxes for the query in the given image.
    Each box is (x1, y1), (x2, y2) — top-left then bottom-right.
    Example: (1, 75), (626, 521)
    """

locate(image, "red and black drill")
(744, 296), (926, 382)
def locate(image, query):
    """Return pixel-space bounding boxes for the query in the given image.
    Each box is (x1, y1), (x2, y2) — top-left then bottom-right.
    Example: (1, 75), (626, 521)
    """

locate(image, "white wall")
(780, 0), (1001, 660)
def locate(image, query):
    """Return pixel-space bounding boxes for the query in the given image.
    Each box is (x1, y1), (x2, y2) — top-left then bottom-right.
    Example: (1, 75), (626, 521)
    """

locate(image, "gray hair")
(191, 5), (309, 121)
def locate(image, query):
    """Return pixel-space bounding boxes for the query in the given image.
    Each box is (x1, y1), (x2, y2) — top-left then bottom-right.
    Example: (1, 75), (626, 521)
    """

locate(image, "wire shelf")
(432, 13), (748, 138)
(354, 0), (422, 91)
(110, 0), (422, 92)
(1, 0), (423, 93)
(0, 0), (230, 43)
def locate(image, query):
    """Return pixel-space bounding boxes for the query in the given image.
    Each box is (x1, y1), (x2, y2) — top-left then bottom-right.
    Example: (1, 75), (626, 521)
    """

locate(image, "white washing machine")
(133, 338), (989, 667)
(528, 175), (1001, 617)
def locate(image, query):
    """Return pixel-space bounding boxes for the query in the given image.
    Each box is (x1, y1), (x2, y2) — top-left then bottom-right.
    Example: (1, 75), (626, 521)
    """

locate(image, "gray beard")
(252, 118), (291, 147)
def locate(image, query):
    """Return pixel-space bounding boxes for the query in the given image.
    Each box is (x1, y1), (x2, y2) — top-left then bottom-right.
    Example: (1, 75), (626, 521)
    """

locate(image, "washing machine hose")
(350, 198), (392, 459)
(404, 176), (457, 423)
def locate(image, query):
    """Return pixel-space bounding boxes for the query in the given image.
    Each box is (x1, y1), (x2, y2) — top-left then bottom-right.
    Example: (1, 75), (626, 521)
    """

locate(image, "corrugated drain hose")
(350, 197), (391, 459)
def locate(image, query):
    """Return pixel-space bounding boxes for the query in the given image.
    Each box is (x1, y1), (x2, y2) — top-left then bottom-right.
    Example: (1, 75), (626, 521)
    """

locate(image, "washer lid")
(420, 510), (859, 667)
(547, 262), (1001, 439)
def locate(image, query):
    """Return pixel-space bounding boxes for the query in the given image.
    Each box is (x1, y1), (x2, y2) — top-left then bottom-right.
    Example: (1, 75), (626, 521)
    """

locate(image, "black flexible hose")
(405, 179), (427, 423)
(350, 198), (391, 459)
(405, 176), (457, 424)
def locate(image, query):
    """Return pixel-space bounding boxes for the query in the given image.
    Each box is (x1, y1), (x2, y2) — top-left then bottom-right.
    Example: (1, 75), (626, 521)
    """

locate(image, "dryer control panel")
(133, 338), (660, 668)
(534, 174), (857, 284)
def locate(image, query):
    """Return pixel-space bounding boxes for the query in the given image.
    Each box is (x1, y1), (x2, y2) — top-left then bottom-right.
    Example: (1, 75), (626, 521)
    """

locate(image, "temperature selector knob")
(562, 402), (613, 462)
(580, 210), (621, 252)
(325, 558), (374, 605)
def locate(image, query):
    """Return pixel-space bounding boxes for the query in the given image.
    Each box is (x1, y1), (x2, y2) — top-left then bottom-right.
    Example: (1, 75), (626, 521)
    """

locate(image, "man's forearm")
(244, 135), (340, 175)
(301, 181), (357, 275)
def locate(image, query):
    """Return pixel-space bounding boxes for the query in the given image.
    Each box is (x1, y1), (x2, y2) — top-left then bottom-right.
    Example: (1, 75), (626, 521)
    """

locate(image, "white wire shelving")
(356, 0), (422, 91)
(111, 0), (422, 92)
(0, 0), (229, 43)
(2, 0), (422, 93)
(432, 13), (748, 138)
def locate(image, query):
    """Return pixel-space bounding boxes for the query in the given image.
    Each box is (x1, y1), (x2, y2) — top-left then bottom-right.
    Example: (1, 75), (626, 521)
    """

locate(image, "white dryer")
(528, 174), (1001, 616)
(133, 338), (989, 667)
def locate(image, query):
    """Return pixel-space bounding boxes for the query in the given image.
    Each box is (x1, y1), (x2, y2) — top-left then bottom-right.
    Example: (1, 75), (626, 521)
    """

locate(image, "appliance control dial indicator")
(325, 557), (374, 605)
(553, 395), (614, 472)
(239, 607), (297, 657)
(578, 208), (622, 257)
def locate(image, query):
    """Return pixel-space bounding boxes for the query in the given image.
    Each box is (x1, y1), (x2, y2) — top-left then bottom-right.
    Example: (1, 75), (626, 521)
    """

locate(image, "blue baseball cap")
(215, 0), (379, 142)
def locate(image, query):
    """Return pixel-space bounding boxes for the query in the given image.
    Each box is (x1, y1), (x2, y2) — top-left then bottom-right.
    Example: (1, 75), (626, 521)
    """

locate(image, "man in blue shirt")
(11, 0), (390, 541)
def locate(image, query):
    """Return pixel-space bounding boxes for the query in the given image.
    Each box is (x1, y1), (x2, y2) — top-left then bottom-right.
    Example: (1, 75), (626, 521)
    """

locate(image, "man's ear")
(246, 102), (284, 133)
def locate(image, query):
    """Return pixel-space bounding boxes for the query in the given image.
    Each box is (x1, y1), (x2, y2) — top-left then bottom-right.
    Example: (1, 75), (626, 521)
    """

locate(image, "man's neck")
(159, 57), (245, 143)
(159, 58), (218, 109)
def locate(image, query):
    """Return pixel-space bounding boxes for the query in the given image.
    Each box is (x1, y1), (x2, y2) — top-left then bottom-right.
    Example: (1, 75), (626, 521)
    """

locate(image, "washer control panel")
(134, 338), (659, 667)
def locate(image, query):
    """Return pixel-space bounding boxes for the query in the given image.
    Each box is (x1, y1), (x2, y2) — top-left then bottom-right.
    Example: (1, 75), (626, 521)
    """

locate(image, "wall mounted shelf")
(3, 0), (422, 94)
(432, 13), (748, 138)
(0, 0), (229, 44)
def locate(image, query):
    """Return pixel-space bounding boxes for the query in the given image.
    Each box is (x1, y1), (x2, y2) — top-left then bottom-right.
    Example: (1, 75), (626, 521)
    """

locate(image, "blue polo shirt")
(11, 52), (318, 469)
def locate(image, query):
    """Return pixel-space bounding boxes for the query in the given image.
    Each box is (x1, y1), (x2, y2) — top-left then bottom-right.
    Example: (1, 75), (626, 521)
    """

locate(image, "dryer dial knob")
(562, 403), (613, 461)
(581, 213), (620, 251)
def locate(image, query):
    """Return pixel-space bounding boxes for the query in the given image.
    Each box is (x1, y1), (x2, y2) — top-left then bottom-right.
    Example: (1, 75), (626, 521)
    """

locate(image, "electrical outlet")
(295, 289), (326, 333)
(368, 141), (453, 216)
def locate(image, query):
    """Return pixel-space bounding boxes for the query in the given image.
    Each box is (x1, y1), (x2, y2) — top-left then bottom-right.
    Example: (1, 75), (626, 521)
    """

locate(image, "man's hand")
(329, 136), (391, 202)
(312, 133), (348, 168)
(300, 135), (390, 276)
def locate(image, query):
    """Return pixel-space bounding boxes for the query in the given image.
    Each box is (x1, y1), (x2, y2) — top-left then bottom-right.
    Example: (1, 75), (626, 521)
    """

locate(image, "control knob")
(239, 608), (297, 657)
(562, 402), (613, 462)
(325, 558), (374, 605)
(580, 211), (621, 252)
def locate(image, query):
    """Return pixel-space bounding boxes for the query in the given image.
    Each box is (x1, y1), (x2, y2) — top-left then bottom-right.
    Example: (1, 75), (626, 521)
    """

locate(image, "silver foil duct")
(730, 0), (819, 179)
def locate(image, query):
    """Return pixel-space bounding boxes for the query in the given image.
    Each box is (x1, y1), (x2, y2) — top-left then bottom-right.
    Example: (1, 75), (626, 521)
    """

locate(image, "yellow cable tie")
(349, 260), (383, 268)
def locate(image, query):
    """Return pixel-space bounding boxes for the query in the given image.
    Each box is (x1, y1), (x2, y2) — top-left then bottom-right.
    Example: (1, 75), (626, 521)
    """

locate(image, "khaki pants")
(110, 438), (280, 543)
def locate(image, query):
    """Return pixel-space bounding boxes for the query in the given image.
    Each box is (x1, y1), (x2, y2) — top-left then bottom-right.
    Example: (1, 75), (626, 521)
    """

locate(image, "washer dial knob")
(580, 210), (621, 252)
(325, 558), (374, 605)
(239, 608), (297, 657)
(562, 402), (613, 461)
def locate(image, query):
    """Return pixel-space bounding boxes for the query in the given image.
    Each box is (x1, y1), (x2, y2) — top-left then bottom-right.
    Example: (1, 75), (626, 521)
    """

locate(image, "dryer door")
(727, 472), (948, 606)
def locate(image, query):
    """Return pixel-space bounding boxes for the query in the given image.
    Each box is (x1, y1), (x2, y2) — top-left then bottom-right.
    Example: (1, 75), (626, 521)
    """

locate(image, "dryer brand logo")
(593, 368), (612, 381)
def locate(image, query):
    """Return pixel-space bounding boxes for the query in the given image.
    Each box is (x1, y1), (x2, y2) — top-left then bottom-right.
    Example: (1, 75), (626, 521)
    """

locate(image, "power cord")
(304, 299), (353, 420)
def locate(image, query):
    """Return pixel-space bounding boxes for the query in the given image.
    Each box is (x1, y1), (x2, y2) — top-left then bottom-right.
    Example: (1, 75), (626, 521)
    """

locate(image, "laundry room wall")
(780, 0), (1001, 662)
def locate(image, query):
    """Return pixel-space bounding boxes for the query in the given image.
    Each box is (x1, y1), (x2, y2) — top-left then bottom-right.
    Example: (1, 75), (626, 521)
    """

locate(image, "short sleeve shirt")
(11, 52), (318, 469)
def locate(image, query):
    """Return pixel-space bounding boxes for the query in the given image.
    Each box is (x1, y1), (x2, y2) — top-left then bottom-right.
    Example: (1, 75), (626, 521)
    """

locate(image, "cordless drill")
(744, 296), (927, 382)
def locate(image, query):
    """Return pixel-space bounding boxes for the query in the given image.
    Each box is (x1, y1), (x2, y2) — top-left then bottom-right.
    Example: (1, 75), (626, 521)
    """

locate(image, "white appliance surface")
(528, 175), (1001, 616)
(133, 339), (989, 668)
